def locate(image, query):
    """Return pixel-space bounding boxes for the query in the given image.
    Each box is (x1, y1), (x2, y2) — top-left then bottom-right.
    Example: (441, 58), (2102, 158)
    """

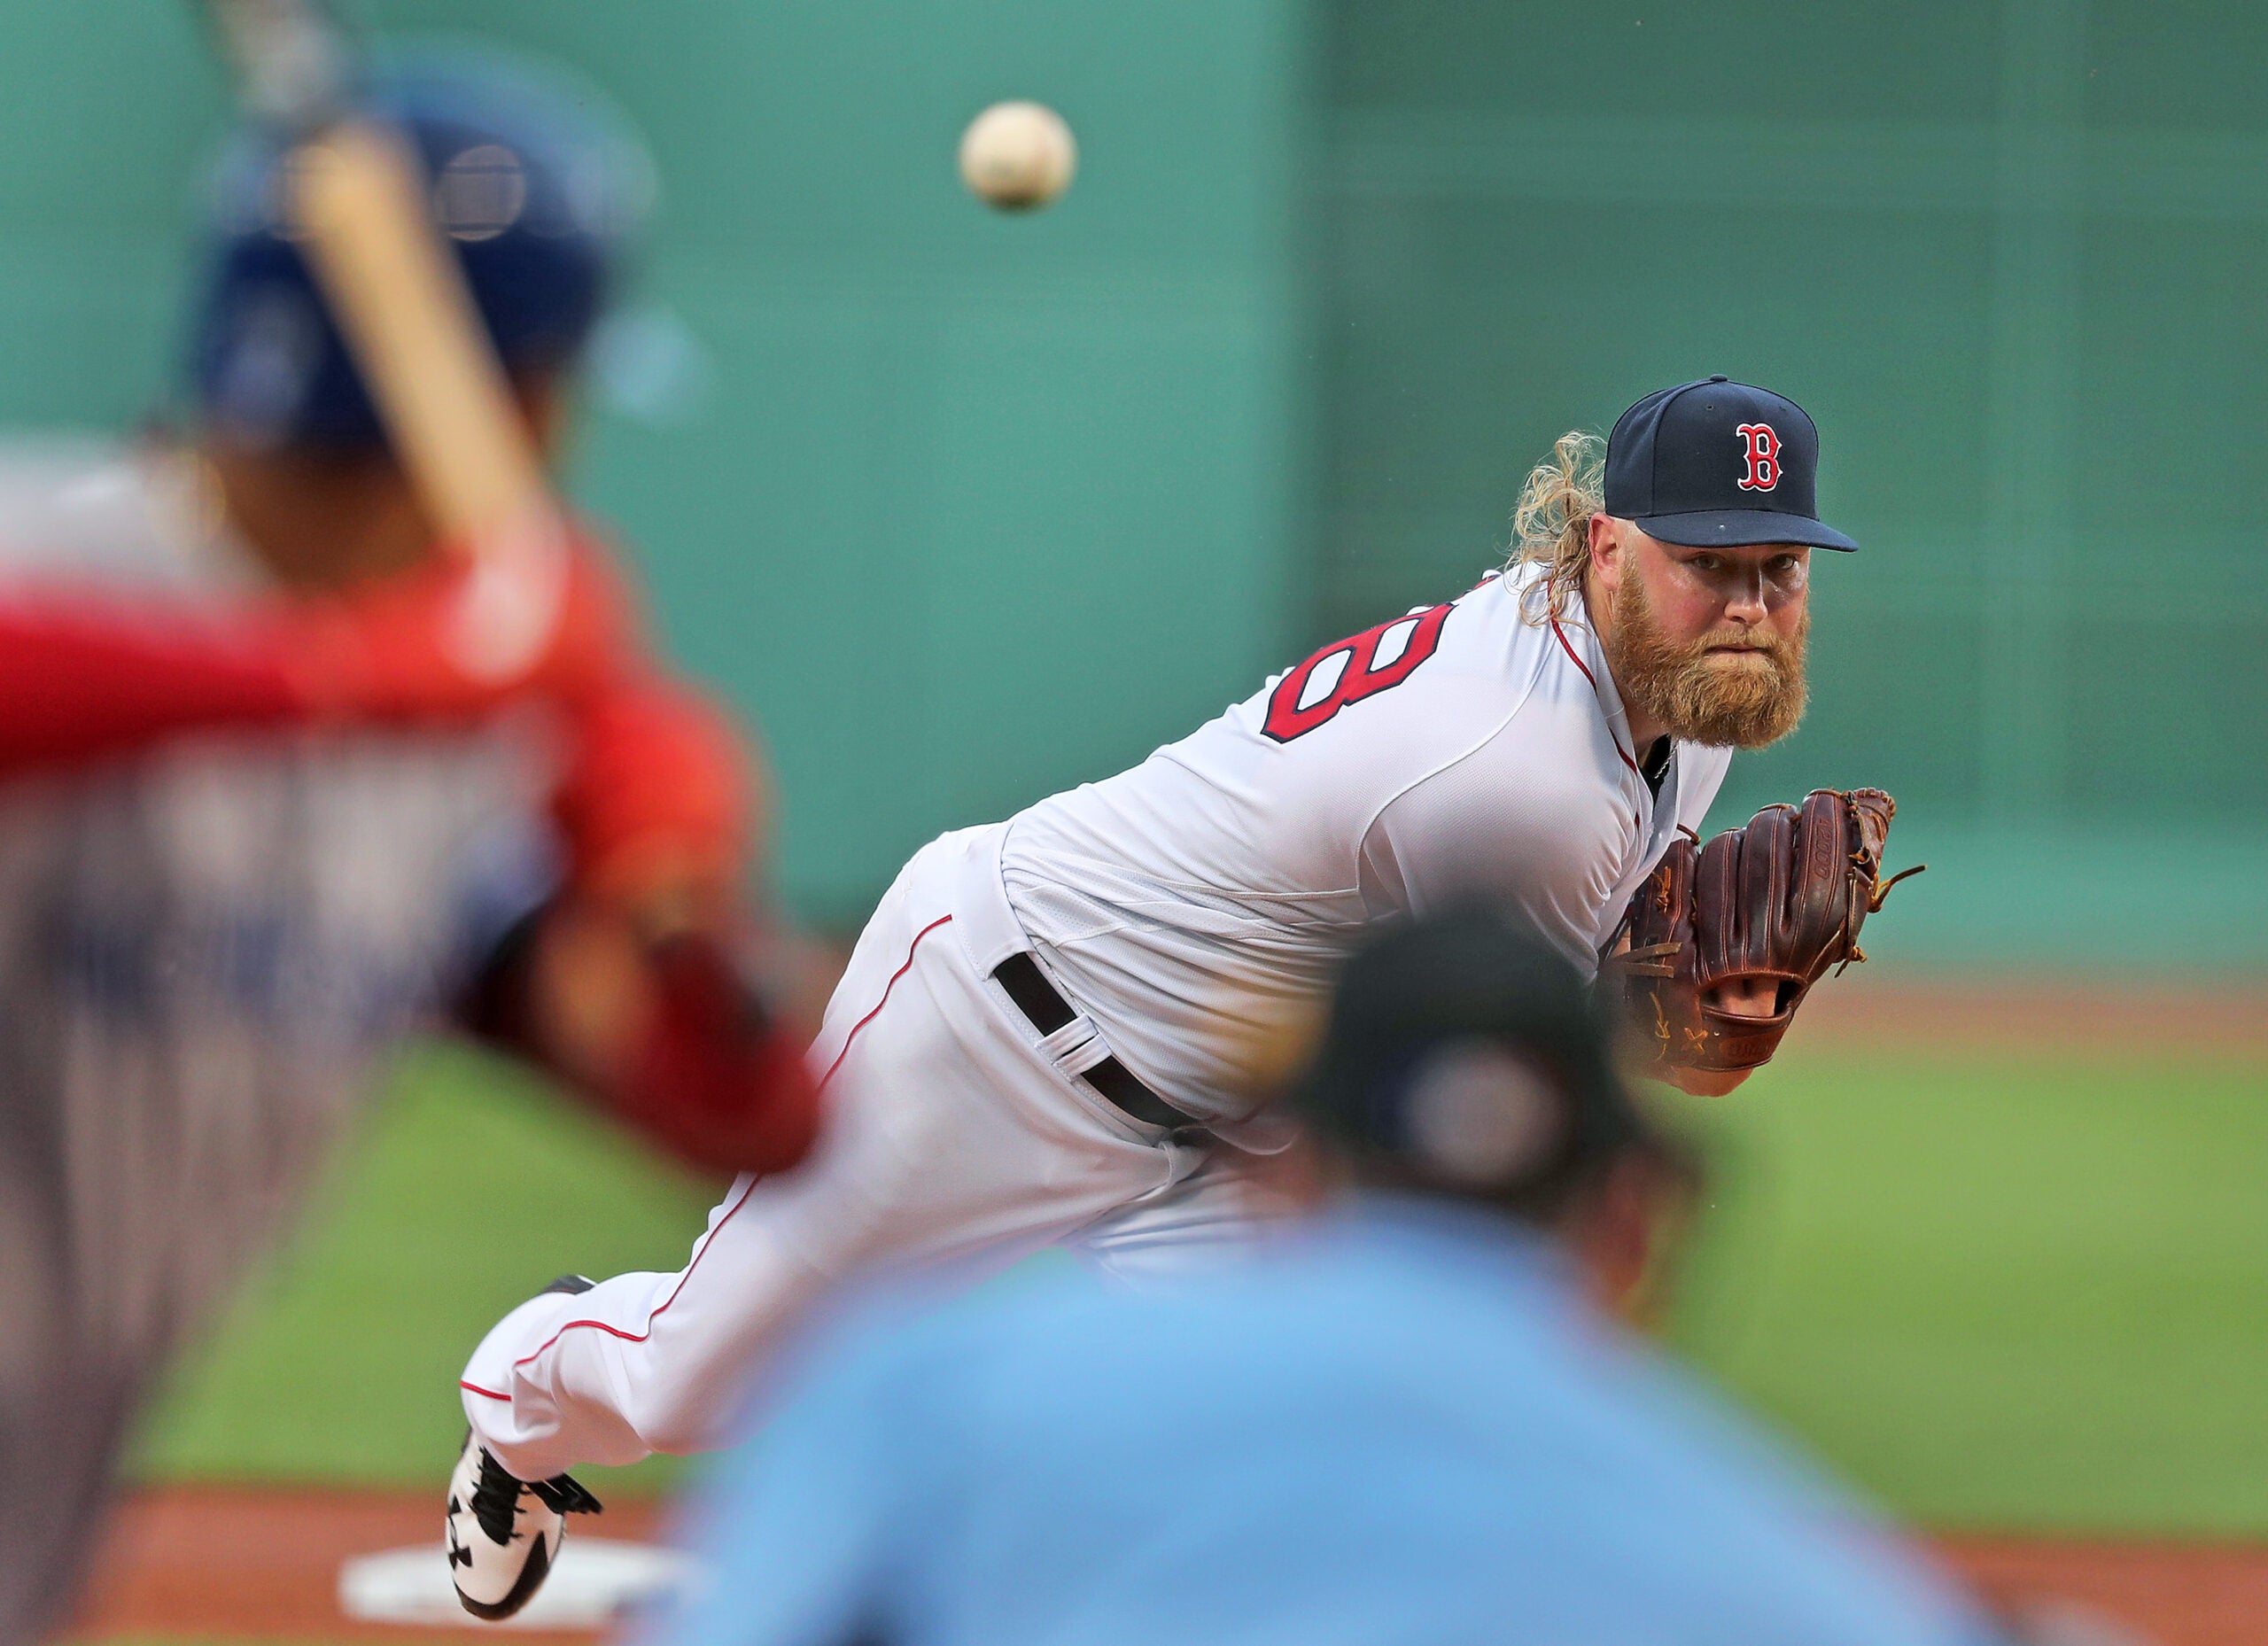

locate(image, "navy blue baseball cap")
(1604, 377), (1857, 552)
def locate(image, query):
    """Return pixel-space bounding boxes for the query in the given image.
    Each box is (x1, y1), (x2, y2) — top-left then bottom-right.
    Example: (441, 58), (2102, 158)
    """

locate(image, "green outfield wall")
(1314, 0), (2268, 969)
(0, 0), (1316, 933)
(0, 1), (2256, 967)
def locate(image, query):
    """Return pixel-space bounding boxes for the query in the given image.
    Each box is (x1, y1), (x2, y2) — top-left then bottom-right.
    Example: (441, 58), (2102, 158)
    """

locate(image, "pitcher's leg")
(1065, 1148), (1293, 1288)
(462, 896), (1178, 1481)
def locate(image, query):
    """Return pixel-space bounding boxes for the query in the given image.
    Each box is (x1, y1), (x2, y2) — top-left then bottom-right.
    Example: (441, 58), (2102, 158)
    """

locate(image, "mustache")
(1608, 577), (1809, 749)
(1693, 628), (1796, 660)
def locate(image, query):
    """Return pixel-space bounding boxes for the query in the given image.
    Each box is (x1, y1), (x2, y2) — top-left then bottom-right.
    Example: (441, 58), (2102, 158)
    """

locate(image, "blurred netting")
(1315, 0), (2268, 966)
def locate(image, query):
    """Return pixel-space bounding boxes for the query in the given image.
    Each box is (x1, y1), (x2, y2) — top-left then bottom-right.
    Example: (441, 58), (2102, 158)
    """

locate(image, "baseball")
(958, 100), (1076, 212)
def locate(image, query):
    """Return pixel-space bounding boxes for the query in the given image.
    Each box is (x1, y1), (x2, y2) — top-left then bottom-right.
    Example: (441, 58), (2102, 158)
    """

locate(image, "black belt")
(990, 951), (1200, 1133)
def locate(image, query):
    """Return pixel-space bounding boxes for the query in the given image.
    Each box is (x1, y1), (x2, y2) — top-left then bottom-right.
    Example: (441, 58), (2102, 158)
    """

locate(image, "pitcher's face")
(1594, 520), (1811, 749)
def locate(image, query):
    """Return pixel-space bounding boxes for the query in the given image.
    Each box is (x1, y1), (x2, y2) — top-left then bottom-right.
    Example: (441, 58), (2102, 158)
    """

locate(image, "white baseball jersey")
(459, 563), (1736, 1487)
(998, 562), (1731, 1122)
(0, 441), (560, 1640)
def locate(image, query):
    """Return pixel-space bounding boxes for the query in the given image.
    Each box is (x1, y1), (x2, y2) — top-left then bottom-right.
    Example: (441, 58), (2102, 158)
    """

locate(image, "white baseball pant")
(460, 824), (1267, 1481)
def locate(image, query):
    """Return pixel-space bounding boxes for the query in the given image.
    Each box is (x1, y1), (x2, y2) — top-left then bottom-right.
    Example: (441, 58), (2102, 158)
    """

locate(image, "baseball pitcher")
(453, 377), (1915, 1617)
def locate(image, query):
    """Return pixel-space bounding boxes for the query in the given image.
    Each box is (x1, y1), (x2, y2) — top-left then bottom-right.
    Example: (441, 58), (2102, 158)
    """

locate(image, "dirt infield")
(62, 1487), (661, 1645)
(54, 1487), (2268, 1646)
(1951, 1536), (2268, 1646)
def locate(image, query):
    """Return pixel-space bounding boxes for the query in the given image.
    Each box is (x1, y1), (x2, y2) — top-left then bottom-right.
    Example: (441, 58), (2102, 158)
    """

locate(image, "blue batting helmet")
(187, 46), (653, 450)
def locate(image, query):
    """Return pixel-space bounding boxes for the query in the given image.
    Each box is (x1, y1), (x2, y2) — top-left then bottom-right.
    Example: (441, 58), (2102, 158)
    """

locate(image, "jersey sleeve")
(0, 524), (645, 781)
(0, 597), (303, 778)
(1358, 749), (1626, 977)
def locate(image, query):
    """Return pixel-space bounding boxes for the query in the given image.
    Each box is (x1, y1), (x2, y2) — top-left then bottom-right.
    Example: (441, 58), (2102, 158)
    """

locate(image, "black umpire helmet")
(1293, 910), (1655, 1218)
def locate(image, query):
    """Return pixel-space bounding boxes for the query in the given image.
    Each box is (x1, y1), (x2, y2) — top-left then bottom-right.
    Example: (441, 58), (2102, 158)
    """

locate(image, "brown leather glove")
(1606, 788), (1922, 1075)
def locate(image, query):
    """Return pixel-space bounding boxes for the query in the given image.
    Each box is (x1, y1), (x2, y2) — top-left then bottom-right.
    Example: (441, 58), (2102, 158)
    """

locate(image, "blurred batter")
(0, 57), (812, 1642)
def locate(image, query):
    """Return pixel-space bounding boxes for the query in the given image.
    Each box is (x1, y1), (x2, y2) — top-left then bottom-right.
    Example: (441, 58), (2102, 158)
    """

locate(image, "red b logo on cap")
(1736, 423), (1781, 492)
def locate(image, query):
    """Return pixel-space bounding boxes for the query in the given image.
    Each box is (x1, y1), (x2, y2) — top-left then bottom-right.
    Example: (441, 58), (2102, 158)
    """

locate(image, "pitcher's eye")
(1689, 553), (1722, 573)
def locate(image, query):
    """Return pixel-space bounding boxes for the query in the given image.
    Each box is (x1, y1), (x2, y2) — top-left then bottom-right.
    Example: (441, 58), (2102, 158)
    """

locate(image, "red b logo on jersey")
(1736, 423), (1781, 492)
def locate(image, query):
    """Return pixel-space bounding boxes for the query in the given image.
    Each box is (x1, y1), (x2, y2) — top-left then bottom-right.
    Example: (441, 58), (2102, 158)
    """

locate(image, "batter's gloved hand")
(461, 671), (820, 1180)
(558, 680), (816, 1177)
(1604, 788), (1923, 1075)
(606, 926), (821, 1179)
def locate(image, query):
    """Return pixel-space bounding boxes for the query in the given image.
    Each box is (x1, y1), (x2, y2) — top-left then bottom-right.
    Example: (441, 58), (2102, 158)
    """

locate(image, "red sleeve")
(0, 532), (637, 781)
(548, 672), (757, 902)
(0, 598), (303, 778)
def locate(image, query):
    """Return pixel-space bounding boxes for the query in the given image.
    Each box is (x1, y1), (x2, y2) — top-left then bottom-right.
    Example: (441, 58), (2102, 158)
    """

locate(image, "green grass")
(128, 1042), (721, 1501)
(133, 1036), (2268, 1534)
(1662, 1044), (2268, 1535)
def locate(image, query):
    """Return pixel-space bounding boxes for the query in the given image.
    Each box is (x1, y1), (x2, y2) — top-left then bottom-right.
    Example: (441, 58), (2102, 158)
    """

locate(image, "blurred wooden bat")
(199, 0), (565, 679)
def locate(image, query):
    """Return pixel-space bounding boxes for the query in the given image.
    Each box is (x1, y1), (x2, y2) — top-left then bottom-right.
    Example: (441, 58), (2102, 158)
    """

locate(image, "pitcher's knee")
(627, 1363), (744, 1456)
(613, 1316), (781, 1456)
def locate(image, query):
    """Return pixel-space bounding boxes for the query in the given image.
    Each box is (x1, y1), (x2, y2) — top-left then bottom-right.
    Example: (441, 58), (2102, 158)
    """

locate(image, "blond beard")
(1603, 571), (1809, 749)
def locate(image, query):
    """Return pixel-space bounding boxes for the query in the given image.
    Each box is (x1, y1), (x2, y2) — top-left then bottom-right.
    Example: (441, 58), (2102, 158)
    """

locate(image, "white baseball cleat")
(446, 1274), (603, 1620)
(445, 1432), (603, 1620)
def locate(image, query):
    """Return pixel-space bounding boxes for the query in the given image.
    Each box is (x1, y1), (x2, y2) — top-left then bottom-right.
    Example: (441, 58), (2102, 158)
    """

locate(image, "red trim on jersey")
(1549, 613), (1645, 830)
(817, 914), (953, 1091)
(492, 1174), (765, 1379)
(462, 912), (958, 1399)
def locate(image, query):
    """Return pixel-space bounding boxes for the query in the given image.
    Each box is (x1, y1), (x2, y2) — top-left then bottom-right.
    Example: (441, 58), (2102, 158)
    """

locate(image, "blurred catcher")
(654, 912), (2001, 1646)
(0, 52), (815, 1642)
(454, 377), (1917, 1617)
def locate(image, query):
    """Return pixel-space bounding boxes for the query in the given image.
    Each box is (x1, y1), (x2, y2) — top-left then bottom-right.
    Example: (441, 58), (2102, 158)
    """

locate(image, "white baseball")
(958, 101), (1077, 212)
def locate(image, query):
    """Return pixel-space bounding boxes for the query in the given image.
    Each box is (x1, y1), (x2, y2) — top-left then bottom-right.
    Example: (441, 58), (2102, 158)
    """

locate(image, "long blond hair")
(1508, 430), (1604, 619)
